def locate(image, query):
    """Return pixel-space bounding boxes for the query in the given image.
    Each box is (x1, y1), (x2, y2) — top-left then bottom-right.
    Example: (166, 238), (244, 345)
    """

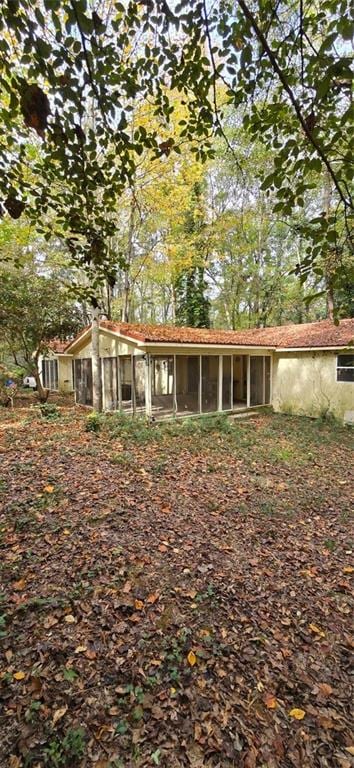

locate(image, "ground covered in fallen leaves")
(0, 406), (353, 768)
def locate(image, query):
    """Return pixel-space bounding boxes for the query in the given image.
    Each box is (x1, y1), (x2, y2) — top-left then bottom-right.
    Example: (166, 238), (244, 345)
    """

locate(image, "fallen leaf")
(13, 671), (26, 680)
(75, 645), (87, 654)
(264, 693), (278, 709)
(43, 615), (58, 629)
(52, 705), (67, 725)
(134, 599), (144, 610)
(44, 485), (55, 493)
(308, 623), (326, 638)
(13, 579), (26, 591)
(187, 650), (197, 666)
(318, 683), (333, 697)
(289, 708), (306, 720)
(146, 592), (159, 604)
(64, 614), (76, 624)
(345, 747), (354, 756)
(343, 566), (353, 574)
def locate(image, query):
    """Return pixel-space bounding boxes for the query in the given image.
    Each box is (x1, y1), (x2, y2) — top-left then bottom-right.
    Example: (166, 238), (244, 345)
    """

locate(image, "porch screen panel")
(222, 356), (232, 410)
(151, 356), (173, 413)
(250, 356), (263, 406)
(74, 358), (93, 405)
(103, 357), (118, 411)
(43, 359), (58, 390)
(133, 356), (145, 408)
(120, 357), (132, 403)
(265, 357), (271, 403)
(202, 356), (218, 413)
(176, 356), (199, 413)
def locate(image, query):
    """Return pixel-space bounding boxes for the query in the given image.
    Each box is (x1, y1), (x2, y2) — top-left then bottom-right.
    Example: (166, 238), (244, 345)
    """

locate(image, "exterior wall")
(272, 350), (353, 421)
(74, 332), (136, 359)
(57, 356), (73, 393)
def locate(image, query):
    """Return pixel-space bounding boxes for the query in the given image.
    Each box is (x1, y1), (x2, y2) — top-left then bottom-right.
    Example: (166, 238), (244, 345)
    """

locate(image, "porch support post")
(131, 354), (136, 416)
(246, 355), (251, 408)
(117, 357), (122, 410)
(173, 355), (177, 415)
(198, 355), (202, 414)
(144, 354), (152, 418)
(230, 355), (233, 410)
(218, 355), (223, 411)
(262, 355), (266, 405)
(101, 358), (105, 411)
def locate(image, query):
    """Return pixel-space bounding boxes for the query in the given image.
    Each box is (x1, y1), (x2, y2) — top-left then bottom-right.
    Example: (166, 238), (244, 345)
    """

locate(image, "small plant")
(43, 727), (86, 766)
(85, 411), (102, 433)
(39, 403), (60, 421)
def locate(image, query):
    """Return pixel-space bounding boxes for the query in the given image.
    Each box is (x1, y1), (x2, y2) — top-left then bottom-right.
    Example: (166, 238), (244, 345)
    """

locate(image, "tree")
(0, 268), (82, 401)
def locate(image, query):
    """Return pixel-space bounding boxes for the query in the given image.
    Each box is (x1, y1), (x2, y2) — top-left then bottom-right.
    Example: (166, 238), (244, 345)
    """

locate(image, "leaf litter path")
(0, 408), (353, 768)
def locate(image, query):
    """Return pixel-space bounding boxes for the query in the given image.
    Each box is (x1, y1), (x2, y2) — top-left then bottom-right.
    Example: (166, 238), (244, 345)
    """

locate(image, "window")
(337, 354), (354, 382)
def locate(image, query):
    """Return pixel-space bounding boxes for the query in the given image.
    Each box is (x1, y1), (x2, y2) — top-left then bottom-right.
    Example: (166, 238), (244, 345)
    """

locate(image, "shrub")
(85, 411), (102, 433)
(39, 403), (60, 421)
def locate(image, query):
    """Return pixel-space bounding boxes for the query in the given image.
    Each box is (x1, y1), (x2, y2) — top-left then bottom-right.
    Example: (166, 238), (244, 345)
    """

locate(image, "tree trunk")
(91, 305), (102, 412)
(33, 359), (49, 403)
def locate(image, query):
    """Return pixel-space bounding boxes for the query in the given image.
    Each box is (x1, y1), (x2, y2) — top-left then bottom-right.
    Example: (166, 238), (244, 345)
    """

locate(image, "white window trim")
(336, 353), (354, 384)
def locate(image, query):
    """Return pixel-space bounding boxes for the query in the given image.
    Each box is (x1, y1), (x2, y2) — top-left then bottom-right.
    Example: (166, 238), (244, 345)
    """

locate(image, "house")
(43, 318), (354, 422)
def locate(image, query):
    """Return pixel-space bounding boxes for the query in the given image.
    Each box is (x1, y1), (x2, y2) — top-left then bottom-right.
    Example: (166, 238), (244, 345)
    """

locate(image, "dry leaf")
(43, 615), (58, 629)
(13, 579), (26, 591)
(318, 682), (333, 697)
(146, 592), (159, 604)
(64, 614), (76, 624)
(187, 650), (197, 666)
(134, 599), (144, 610)
(345, 747), (354, 756)
(308, 623), (326, 638)
(13, 671), (26, 680)
(289, 708), (306, 720)
(343, 566), (353, 574)
(75, 645), (87, 654)
(9, 757), (22, 768)
(44, 485), (55, 493)
(52, 705), (67, 725)
(264, 693), (278, 709)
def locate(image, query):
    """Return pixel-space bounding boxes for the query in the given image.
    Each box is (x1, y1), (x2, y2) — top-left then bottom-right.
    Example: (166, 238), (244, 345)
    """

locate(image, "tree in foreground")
(0, 0), (352, 407)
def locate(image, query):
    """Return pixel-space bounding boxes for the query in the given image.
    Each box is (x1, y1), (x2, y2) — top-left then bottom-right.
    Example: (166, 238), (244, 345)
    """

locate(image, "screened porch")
(100, 352), (272, 418)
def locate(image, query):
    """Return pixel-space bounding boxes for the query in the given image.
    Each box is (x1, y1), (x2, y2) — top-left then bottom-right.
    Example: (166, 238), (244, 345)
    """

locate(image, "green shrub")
(39, 403), (60, 421)
(85, 411), (102, 433)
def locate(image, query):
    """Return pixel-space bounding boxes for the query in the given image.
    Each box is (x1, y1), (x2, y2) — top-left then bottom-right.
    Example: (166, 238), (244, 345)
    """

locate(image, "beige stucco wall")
(272, 350), (353, 420)
(74, 331), (136, 359)
(57, 356), (73, 393)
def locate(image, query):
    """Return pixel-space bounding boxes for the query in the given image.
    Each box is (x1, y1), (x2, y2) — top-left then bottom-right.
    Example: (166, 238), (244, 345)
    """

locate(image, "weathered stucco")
(57, 356), (73, 393)
(272, 350), (353, 420)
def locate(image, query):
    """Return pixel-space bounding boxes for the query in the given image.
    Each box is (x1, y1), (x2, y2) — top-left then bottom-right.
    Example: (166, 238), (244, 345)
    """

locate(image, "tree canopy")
(0, 0), (352, 300)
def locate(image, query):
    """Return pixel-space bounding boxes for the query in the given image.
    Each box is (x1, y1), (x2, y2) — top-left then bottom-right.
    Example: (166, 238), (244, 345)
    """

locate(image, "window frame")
(336, 353), (354, 383)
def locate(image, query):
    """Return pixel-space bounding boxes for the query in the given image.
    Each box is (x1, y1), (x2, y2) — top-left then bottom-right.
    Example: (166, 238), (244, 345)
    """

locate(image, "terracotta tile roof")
(64, 318), (354, 352)
(45, 339), (69, 354)
(100, 318), (354, 349)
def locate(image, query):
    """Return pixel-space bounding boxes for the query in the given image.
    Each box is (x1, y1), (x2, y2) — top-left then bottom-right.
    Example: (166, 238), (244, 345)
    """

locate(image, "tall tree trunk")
(91, 305), (102, 412)
(122, 193), (136, 322)
(33, 353), (49, 403)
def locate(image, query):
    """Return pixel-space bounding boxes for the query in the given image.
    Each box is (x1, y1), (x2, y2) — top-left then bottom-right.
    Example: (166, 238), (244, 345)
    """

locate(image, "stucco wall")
(74, 332), (135, 359)
(57, 356), (73, 393)
(272, 350), (353, 420)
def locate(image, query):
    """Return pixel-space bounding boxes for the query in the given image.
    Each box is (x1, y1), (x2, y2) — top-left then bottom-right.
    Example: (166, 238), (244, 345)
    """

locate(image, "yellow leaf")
(289, 708), (306, 720)
(13, 671), (26, 680)
(44, 485), (55, 493)
(134, 599), (144, 611)
(75, 645), (87, 654)
(64, 614), (76, 624)
(343, 566), (354, 574)
(52, 706), (67, 725)
(345, 747), (354, 756)
(308, 623), (326, 638)
(187, 650), (197, 666)
(63, 529), (70, 535)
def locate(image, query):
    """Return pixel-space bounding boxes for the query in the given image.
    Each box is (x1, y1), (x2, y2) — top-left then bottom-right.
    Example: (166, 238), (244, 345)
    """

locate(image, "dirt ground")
(0, 406), (353, 768)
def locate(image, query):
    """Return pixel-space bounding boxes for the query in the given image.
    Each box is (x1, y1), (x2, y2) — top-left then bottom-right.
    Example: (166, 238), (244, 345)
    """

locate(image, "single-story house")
(43, 318), (354, 423)
(38, 339), (73, 393)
